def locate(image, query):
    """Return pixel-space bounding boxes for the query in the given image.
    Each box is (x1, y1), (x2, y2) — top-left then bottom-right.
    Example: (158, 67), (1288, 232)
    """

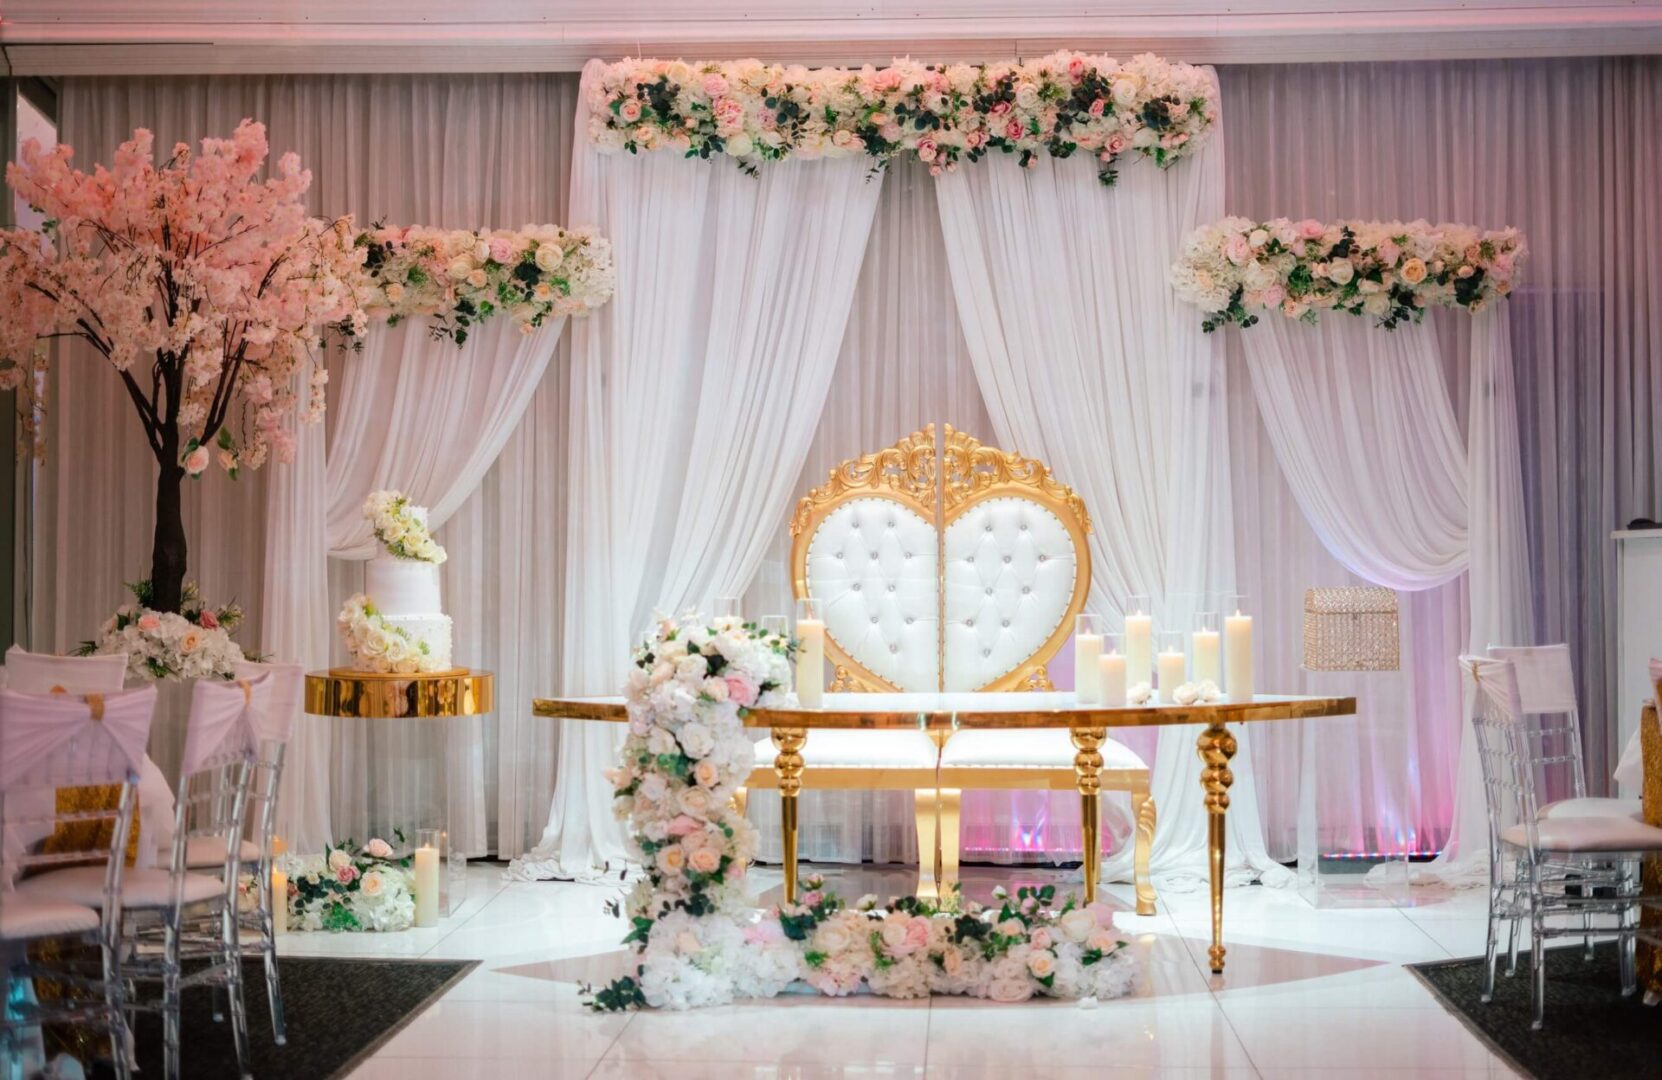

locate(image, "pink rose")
(801, 890), (823, 908)
(364, 837), (393, 859)
(1378, 239), (1401, 266)
(1225, 234), (1253, 267)
(1004, 119), (1024, 139)
(336, 865), (358, 885)
(1067, 57), (1087, 79)
(1297, 218), (1326, 240)
(905, 916), (931, 951)
(702, 73), (729, 96)
(488, 236), (515, 264)
(1030, 927), (1053, 950)
(137, 612), (160, 632)
(1088, 98), (1106, 118)
(1262, 284), (1287, 308)
(1087, 900), (1116, 930)
(724, 674), (759, 707)
(667, 814), (700, 837)
(916, 138), (938, 163)
(618, 98), (643, 123)
(197, 609), (220, 630)
(744, 919), (786, 945)
(183, 446), (210, 476)
(989, 101), (1010, 118)
(1104, 132), (1128, 154)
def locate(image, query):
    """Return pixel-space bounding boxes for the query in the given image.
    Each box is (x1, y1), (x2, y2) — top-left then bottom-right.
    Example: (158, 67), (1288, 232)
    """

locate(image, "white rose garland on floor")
(274, 836), (416, 932)
(586, 611), (1138, 1011)
(1170, 217), (1526, 332)
(589, 52), (1216, 186)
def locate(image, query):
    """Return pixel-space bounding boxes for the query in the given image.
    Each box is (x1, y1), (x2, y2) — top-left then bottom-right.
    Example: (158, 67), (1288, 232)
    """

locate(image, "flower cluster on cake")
(338, 490), (453, 674)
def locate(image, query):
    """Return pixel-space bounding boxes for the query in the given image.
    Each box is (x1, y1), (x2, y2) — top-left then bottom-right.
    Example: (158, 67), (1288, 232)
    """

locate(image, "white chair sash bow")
(0, 686), (158, 792)
(181, 675), (274, 777)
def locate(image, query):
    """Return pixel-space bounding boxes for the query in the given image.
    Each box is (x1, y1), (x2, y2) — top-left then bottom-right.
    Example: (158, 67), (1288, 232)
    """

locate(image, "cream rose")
(328, 849), (352, 872)
(1059, 908), (1097, 943)
(1400, 256), (1428, 285)
(655, 846), (686, 874)
(446, 256), (473, 281)
(691, 759), (719, 788)
(687, 847), (721, 874)
(1027, 951), (1056, 979)
(677, 787), (715, 817)
(359, 870), (385, 897)
(1326, 259), (1356, 285)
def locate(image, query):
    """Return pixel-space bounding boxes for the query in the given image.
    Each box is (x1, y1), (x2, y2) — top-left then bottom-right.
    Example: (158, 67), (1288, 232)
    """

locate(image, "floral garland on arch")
(1170, 216), (1526, 332)
(589, 52), (1217, 186)
(586, 611), (1138, 1011)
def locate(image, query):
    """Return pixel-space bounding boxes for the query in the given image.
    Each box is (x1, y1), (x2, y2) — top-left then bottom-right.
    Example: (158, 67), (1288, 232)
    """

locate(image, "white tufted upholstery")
(17, 866), (224, 909)
(0, 898), (100, 941)
(754, 731), (939, 770)
(805, 497), (939, 691)
(940, 730), (1147, 771)
(942, 498), (1079, 691)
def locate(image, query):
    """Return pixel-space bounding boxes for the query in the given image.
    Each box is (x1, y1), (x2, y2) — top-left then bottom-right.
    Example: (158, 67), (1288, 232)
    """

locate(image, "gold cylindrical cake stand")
(304, 668), (494, 720)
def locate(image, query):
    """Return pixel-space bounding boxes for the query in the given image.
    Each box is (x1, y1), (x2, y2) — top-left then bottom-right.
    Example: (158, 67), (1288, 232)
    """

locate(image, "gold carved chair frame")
(742, 424), (1155, 912)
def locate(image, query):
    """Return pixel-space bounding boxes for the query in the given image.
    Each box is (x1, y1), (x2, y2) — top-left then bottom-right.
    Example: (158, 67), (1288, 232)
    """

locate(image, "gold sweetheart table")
(533, 690), (1355, 974)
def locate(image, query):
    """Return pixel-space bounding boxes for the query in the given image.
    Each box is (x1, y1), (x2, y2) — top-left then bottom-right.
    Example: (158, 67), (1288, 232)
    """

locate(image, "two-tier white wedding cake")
(339, 492), (453, 674)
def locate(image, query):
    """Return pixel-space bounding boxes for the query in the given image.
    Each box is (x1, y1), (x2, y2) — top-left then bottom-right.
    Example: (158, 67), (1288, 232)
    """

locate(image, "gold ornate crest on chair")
(744, 424), (1156, 912)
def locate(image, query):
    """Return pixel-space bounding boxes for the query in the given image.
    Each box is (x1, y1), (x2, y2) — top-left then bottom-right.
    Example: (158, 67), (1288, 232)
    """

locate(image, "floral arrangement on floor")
(1169, 217), (1526, 332)
(589, 51), (1217, 186)
(76, 580), (249, 681)
(337, 595), (444, 675)
(585, 611), (1138, 1011)
(275, 836), (416, 933)
(356, 223), (615, 346)
(363, 489), (447, 563)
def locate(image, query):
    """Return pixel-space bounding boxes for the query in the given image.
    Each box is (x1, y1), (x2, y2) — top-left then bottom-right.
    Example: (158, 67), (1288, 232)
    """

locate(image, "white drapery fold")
(324, 319), (564, 556)
(509, 59), (884, 881)
(932, 115), (1286, 887)
(1241, 318), (1470, 589)
(1238, 310), (1533, 882)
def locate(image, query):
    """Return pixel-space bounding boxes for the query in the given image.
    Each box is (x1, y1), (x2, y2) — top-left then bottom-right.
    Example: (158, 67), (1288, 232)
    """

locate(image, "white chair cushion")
(1502, 816), (1662, 853)
(753, 731), (939, 770)
(805, 498), (939, 692)
(17, 866), (224, 909)
(184, 836), (262, 869)
(940, 729), (1147, 770)
(0, 898), (100, 941)
(943, 498), (1079, 691)
(1538, 797), (1643, 822)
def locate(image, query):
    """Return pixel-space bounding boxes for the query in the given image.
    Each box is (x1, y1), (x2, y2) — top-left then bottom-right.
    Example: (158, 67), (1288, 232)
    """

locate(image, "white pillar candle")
(1097, 650), (1127, 706)
(1225, 610), (1254, 702)
(270, 868), (288, 935)
(413, 844), (440, 928)
(1157, 648), (1187, 704)
(796, 618), (825, 708)
(1124, 612), (1154, 688)
(1074, 632), (1103, 704)
(1192, 629), (1221, 685)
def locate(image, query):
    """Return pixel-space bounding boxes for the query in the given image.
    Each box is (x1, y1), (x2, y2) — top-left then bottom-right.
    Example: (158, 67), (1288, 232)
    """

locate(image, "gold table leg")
(1072, 727), (1107, 905)
(772, 727), (807, 904)
(1197, 719), (1238, 973)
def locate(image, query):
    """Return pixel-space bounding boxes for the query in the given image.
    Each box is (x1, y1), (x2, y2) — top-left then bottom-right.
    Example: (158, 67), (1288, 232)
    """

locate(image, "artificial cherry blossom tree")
(0, 121), (362, 613)
(0, 120), (614, 618)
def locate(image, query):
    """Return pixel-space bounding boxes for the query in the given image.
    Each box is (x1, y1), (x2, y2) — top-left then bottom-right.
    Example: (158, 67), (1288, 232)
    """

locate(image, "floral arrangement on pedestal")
(0, 119), (613, 627)
(363, 489), (447, 563)
(1169, 217), (1526, 332)
(586, 611), (1138, 1011)
(336, 595), (444, 675)
(77, 580), (249, 681)
(589, 51), (1216, 186)
(274, 836), (417, 933)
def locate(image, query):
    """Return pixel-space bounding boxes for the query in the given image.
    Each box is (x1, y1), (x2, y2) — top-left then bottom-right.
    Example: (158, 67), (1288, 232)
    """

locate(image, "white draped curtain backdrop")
(35, 59), (1662, 877)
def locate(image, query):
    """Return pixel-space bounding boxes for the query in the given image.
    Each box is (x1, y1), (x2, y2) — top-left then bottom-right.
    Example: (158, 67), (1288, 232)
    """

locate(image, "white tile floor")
(276, 862), (1528, 1079)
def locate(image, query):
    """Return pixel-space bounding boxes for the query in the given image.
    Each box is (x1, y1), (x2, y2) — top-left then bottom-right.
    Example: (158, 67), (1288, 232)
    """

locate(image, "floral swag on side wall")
(587, 612), (1138, 1011)
(1169, 217), (1526, 332)
(589, 52), (1217, 186)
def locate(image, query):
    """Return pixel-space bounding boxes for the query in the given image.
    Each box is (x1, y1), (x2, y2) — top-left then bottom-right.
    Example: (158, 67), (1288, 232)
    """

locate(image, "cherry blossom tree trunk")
(149, 445), (188, 615)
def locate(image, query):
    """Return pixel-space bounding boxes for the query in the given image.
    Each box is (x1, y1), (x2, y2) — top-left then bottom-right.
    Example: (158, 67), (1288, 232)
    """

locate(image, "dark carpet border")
(323, 958), (480, 1080)
(1406, 954), (1538, 1080)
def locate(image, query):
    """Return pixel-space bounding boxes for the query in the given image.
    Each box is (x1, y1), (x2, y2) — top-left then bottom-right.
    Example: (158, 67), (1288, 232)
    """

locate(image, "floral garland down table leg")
(588, 613), (1139, 1010)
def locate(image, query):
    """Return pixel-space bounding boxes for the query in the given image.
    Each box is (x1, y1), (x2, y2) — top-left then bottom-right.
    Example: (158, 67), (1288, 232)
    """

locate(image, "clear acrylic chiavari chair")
(1, 684), (159, 1080)
(1466, 655), (1662, 1028)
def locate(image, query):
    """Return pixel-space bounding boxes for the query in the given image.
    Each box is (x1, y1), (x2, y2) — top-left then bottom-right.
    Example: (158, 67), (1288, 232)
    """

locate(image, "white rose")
(446, 257), (473, 281)
(879, 918), (910, 950)
(646, 727), (678, 756)
(473, 239), (491, 263)
(533, 244), (561, 273)
(1059, 908), (1097, 943)
(1111, 77), (1140, 106)
(815, 922), (852, 954)
(678, 722), (716, 759)
(1131, 127), (1157, 149)
(1027, 951), (1056, 979)
(987, 978), (1033, 1003)
(1248, 228), (1269, 248)
(1085, 929), (1118, 952)
(726, 132), (754, 156)
(359, 870), (385, 897)
(1363, 293), (1391, 317)
(676, 655), (707, 680)
(677, 787), (715, 817)
(327, 849), (352, 872)
(1326, 259), (1355, 285)
(1013, 82), (1040, 109)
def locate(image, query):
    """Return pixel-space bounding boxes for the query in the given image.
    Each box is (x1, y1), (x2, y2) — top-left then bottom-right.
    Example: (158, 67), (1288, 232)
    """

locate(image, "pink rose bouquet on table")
(77, 580), (246, 681)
